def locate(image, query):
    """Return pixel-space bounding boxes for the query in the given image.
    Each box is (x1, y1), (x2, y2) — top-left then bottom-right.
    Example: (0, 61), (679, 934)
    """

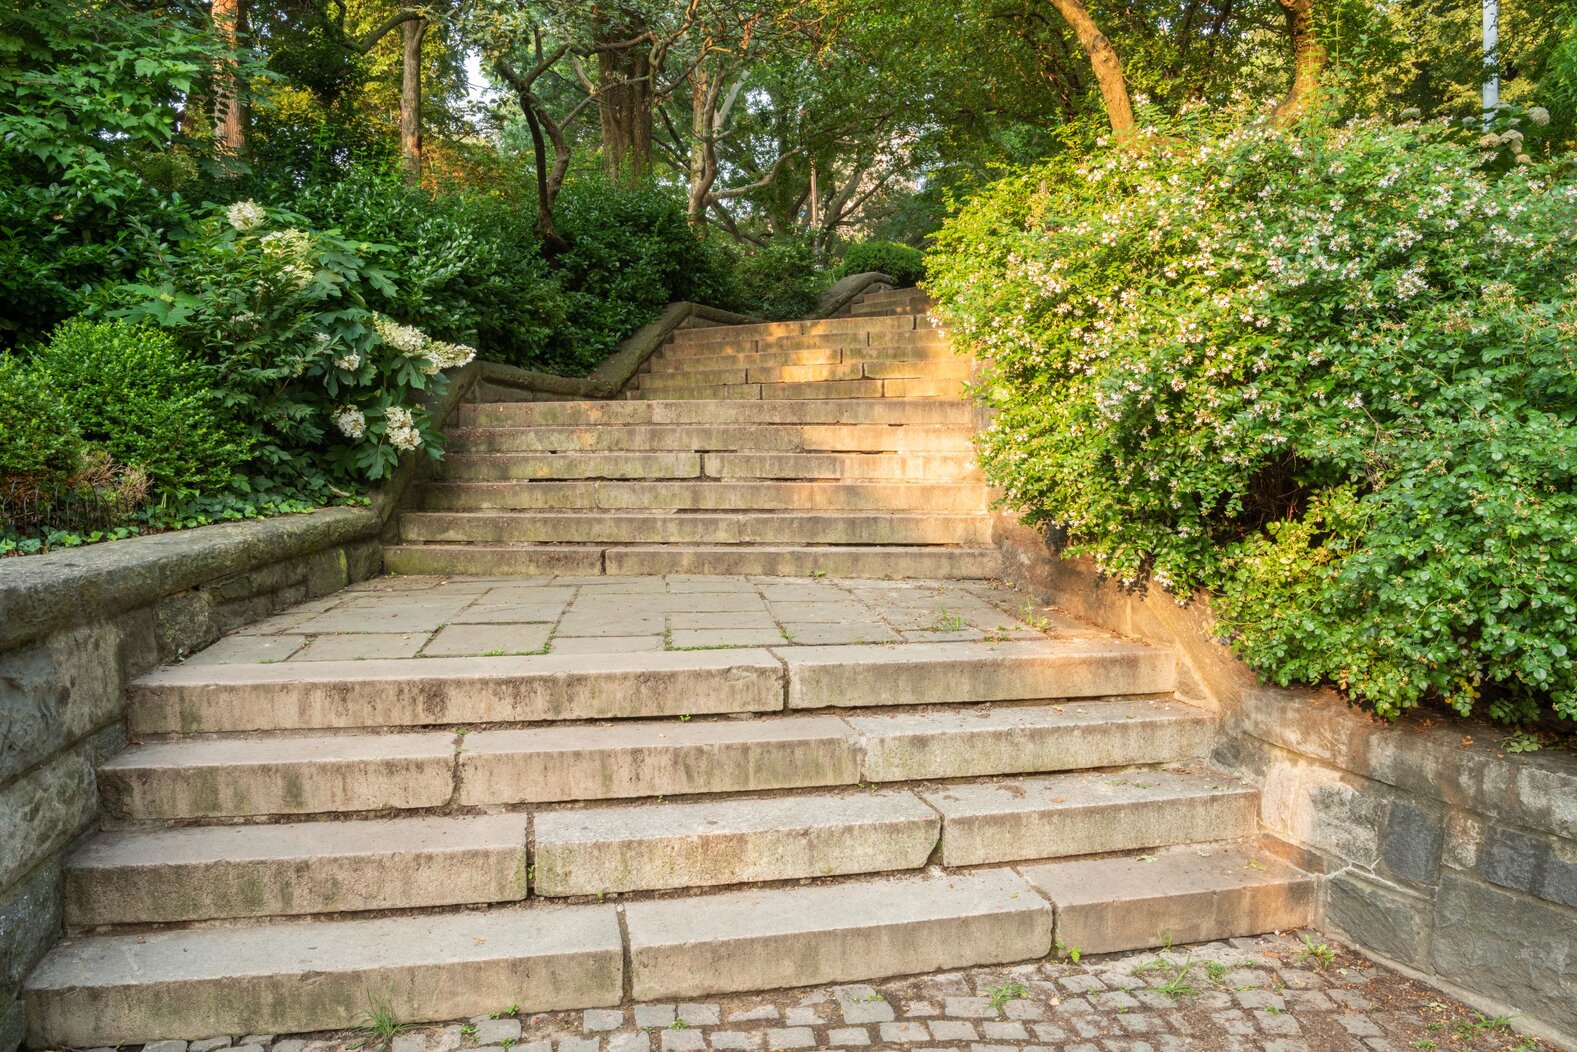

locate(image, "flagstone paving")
(89, 933), (1548, 1052)
(182, 574), (1097, 665)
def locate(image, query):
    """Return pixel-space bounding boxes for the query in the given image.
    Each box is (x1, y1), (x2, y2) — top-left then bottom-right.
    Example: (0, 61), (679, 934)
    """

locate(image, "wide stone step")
(64, 814), (528, 925)
(438, 451), (703, 481)
(921, 769), (1258, 866)
(668, 314), (927, 346)
(445, 423), (975, 455)
(1022, 840), (1319, 956)
(106, 698), (1211, 820)
(646, 340), (956, 374)
(128, 648), (785, 734)
(132, 638), (1168, 735)
(636, 359), (970, 389)
(399, 511), (992, 546)
(460, 398), (974, 428)
(849, 301), (929, 316)
(385, 543), (1005, 579)
(24, 904), (623, 1048)
(628, 378), (962, 401)
(533, 789), (940, 897)
(418, 480), (987, 513)
(624, 868), (1049, 1000)
(701, 451), (979, 481)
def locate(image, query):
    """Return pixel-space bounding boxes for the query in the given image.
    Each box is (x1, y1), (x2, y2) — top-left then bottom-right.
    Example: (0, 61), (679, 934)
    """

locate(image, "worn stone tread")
(533, 790), (939, 896)
(65, 814), (527, 924)
(399, 511), (991, 547)
(460, 399), (975, 428)
(922, 768), (1259, 866)
(1020, 840), (1318, 955)
(624, 868), (1051, 1000)
(24, 904), (622, 1047)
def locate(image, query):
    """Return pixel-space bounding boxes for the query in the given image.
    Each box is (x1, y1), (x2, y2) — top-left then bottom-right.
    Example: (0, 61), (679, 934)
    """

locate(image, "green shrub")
(30, 318), (249, 500)
(731, 236), (828, 320)
(112, 199), (475, 489)
(928, 112), (1577, 725)
(836, 240), (925, 286)
(0, 354), (81, 486)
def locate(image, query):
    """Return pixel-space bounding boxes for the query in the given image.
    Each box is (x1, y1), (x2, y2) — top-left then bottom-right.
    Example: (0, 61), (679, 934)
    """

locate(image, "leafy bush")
(30, 318), (249, 500)
(836, 239), (925, 286)
(730, 236), (827, 320)
(928, 112), (1577, 725)
(0, 354), (81, 487)
(112, 200), (474, 490)
(552, 178), (736, 372)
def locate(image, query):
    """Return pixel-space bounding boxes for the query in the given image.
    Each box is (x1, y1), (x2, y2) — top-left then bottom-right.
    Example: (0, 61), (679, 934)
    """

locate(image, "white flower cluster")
(335, 353), (363, 371)
(227, 200), (267, 233)
(260, 229), (315, 290)
(330, 405), (366, 439)
(384, 403), (423, 452)
(371, 314), (477, 373)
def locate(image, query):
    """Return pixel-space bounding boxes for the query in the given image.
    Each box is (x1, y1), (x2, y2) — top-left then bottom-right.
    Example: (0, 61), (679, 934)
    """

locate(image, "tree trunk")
(1045, 0), (1134, 139)
(598, 45), (653, 182)
(212, 0), (247, 157)
(400, 16), (428, 183)
(687, 67), (715, 225)
(1273, 0), (1325, 120)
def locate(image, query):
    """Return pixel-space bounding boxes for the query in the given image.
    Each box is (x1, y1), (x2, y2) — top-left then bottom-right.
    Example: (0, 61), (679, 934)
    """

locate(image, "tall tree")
(212, 0), (249, 155)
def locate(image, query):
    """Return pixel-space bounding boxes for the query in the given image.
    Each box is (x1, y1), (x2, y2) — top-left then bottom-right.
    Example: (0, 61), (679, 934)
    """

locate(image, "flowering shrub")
(113, 201), (474, 491)
(928, 113), (1577, 725)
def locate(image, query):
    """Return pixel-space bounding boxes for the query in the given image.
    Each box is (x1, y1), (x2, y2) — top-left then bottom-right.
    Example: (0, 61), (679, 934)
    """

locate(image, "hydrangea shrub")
(927, 113), (1577, 725)
(115, 200), (474, 491)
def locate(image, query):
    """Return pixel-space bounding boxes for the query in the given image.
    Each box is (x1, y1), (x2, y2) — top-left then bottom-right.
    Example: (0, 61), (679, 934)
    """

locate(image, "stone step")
(849, 300), (931, 317)
(920, 769), (1259, 866)
(400, 511), (991, 547)
(653, 329), (950, 360)
(646, 341), (956, 374)
(629, 378), (961, 401)
(1021, 840), (1319, 956)
(128, 648), (785, 734)
(668, 314), (926, 346)
(23, 904), (623, 1048)
(385, 543), (1005, 579)
(437, 451), (703, 481)
(445, 423), (975, 455)
(418, 480), (988, 513)
(533, 789), (940, 897)
(636, 359), (970, 389)
(64, 814), (528, 925)
(624, 868), (1049, 1000)
(459, 398), (974, 428)
(857, 287), (930, 305)
(107, 699), (1212, 819)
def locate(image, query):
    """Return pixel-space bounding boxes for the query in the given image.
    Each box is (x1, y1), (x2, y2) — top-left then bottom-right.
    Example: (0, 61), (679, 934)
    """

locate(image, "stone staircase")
(21, 290), (1317, 1049)
(384, 287), (995, 579)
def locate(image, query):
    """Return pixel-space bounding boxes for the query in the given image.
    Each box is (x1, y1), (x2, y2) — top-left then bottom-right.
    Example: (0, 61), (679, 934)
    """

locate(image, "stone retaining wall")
(993, 512), (1577, 1050)
(0, 510), (386, 1051)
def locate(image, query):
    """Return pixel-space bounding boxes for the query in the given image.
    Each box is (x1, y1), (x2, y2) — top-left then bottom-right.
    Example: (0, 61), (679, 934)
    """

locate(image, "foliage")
(836, 240), (926, 286)
(928, 111), (1577, 725)
(111, 201), (474, 490)
(29, 318), (249, 501)
(729, 236), (828, 321)
(550, 178), (736, 372)
(0, 354), (81, 487)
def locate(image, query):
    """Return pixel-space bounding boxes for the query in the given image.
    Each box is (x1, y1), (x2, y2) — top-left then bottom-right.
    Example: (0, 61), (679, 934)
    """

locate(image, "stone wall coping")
(1233, 686), (1577, 843)
(816, 271), (898, 318)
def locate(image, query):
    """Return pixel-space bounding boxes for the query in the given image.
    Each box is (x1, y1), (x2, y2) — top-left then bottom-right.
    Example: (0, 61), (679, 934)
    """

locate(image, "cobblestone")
(124, 932), (1553, 1052)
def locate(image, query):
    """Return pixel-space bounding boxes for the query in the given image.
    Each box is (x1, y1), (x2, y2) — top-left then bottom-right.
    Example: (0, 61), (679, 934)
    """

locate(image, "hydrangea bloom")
(330, 405), (366, 439)
(388, 425), (422, 452)
(227, 200), (266, 233)
(372, 315), (428, 357)
(335, 353), (363, 371)
(385, 405), (415, 430)
(430, 340), (478, 369)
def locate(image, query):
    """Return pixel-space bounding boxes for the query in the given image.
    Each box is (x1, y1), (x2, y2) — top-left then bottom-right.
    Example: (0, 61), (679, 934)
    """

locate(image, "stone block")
(345, 539), (383, 582)
(1380, 802), (1444, 885)
(1431, 872), (1577, 1038)
(1, 854), (61, 997)
(1, 621), (128, 786)
(625, 870), (1051, 1000)
(304, 547), (349, 598)
(0, 750), (96, 891)
(24, 905), (624, 1047)
(1324, 871), (1432, 970)
(155, 590), (220, 659)
(1256, 757), (1386, 868)
(1, 998), (24, 1052)
(1479, 826), (1577, 909)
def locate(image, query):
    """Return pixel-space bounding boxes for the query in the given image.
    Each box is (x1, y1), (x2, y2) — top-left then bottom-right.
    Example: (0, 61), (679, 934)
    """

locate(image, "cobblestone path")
(117, 933), (1547, 1052)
